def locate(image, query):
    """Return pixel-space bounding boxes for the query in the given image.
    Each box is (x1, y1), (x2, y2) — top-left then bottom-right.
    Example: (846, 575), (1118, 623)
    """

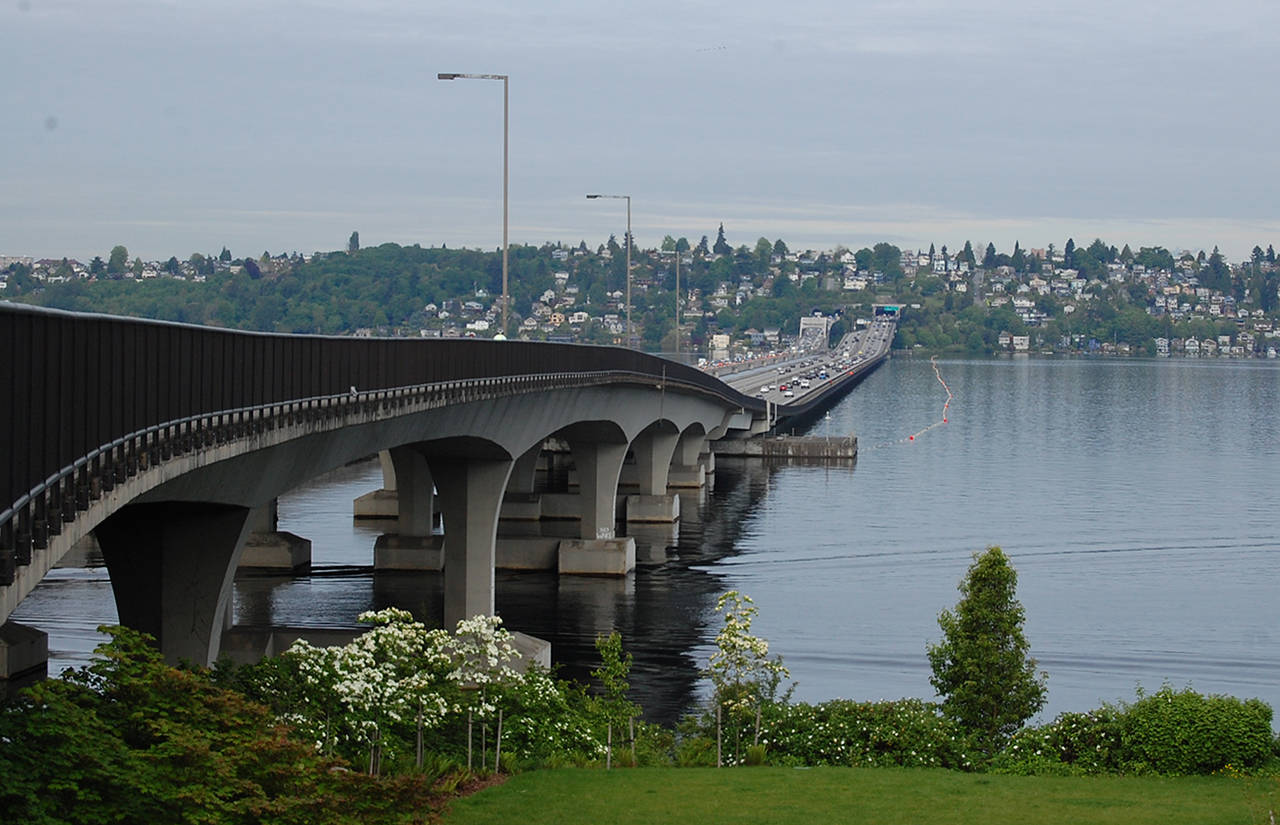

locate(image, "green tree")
(754, 237), (773, 268)
(348, 231), (360, 253)
(713, 223), (731, 255)
(927, 546), (1046, 757)
(592, 631), (638, 768)
(107, 245), (129, 276)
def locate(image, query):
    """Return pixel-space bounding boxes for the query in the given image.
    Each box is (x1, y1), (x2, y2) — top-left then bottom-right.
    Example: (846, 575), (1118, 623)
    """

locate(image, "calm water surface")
(13, 357), (1280, 726)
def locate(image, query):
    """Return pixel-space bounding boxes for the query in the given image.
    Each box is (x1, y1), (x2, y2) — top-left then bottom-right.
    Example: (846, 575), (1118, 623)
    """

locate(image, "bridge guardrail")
(0, 367), (752, 585)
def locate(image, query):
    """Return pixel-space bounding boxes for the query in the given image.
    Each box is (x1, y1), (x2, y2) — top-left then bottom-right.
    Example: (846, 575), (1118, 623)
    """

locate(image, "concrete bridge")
(0, 304), (785, 679)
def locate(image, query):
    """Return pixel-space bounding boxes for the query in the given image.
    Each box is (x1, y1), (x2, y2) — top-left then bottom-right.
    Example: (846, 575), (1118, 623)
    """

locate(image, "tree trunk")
(495, 709), (503, 772)
(716, 703), (722, 768)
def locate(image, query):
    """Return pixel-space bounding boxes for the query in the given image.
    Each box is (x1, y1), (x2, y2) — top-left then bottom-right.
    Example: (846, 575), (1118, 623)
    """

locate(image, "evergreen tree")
(1011, 242), (1025, 273)
(1064, 238), (1076, 268)
(962, 241), (975, 267)
(927, 546), (1046, 757)
(983, 242), (997, 269)
(713, 223), (731, 255)
(348, 231), (360, 253)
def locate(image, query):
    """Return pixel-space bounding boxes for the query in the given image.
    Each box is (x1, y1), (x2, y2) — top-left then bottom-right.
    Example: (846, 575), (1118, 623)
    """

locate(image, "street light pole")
(673, 248), (680, 358)
(586, 193), (632, 348)
(438, 72), (509, 339)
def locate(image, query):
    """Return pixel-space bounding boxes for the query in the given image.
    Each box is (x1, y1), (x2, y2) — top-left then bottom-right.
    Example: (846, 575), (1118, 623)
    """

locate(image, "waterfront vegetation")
(1, 559), (1277, 824)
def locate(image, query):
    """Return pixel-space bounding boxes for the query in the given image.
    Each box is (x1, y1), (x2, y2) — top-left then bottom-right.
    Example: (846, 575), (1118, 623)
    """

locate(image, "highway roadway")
(724, 318), (896, 405)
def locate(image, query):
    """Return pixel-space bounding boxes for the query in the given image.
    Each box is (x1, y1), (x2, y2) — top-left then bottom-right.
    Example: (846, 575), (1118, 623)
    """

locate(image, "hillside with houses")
(3, 231), (1278, 360)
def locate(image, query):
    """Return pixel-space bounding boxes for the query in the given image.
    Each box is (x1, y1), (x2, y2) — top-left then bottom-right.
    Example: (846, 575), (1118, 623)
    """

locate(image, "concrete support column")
(568, 440), (628, 540)
(625, 428), (681, 523)
(239, 499), (311, 571)
(354, 450), (400, 519)
(96, 502), (254, 666)
(560, 439), (634, 575)
(668, 431), (709, 489)
(631, 430), (680, 496)
(375, 446), (443, 570)
(500, 444), (544, 524)
(427, 455), (513, 629)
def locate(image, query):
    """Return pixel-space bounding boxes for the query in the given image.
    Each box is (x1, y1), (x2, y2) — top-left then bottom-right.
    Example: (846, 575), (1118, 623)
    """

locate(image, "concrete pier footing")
(496, 537), (562, 570)
(238, 530), (312, 571)
(353, 488), (399, 519)
(558, 537), (636, 576)
(0, 621), (48, 681)
(624, 494), (681, 523)
(373, 534), (445, 570)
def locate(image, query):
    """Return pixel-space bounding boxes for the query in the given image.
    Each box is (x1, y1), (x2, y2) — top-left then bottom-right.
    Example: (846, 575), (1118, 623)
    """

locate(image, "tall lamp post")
(671, 247), (681, 358)
(586, 193), (631, 348)
(438, 72), (509, 339)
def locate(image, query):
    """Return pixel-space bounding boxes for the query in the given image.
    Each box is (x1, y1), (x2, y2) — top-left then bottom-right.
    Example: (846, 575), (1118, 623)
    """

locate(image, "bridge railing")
(0, 367), (747, 585)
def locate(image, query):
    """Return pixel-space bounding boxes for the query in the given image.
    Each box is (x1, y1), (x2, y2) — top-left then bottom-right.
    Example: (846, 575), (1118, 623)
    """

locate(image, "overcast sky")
(4, 0), (1279, 262)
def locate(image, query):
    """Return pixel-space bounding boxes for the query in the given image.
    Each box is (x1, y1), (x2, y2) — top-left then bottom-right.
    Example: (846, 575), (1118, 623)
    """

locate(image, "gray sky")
(4, 0), (1279, 262)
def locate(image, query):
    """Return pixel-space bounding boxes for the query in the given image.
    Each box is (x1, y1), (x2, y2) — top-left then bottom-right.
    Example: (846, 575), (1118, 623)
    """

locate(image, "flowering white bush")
(707, 591), (790, 715)
(253, 610), (609, 771)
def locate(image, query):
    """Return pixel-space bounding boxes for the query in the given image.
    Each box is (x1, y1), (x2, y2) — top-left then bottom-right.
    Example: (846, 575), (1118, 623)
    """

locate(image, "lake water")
(12, 356), (1280, 727)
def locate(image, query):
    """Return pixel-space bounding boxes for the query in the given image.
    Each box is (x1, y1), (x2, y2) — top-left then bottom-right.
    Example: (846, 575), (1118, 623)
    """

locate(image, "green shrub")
(992, 689), (1274, 776)
(1119, 685), (1273, 774)
(700, 698), (977, 769)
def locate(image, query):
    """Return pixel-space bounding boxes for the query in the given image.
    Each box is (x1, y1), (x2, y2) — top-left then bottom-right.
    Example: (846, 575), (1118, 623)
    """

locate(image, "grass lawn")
(439, 767), (1272, 825)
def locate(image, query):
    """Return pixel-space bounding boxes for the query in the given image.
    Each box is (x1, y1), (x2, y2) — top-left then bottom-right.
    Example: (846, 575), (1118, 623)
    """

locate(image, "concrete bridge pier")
(558, 436), (635, 576)
(374, 446), (443, 571)
(238, 499), (311, 571)
(95, 502), (254, 666)
(0, 621), (48, 684)
(496, 445), (559, 570)
(624, 426), (681, 524)
(667, 430), (710, 489)
(426, 455), (514, 630)
(499, 444), (545, 525)
(353, 451), (400, 519)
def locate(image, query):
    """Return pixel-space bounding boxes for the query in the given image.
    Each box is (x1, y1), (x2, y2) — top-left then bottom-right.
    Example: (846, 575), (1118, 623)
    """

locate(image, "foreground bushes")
(672, 687), (1277, 776)
(678, 698), (976, 769)
(0, 628), (446, 825)
(991, 686), (1275, 776)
